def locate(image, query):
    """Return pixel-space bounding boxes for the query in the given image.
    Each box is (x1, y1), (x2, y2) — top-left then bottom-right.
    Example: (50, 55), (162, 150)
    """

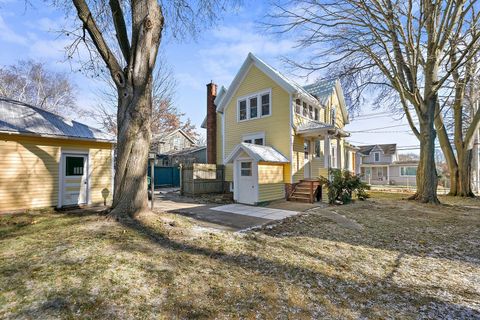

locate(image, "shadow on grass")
(117, 216), (480, 319)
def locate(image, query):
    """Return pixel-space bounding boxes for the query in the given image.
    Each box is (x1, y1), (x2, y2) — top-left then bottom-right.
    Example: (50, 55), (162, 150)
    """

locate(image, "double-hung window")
(314, 108), (319, 121)
(374, 152), (380, 162)
(239, 100), (247, 121)
(238, 90), (271, 121)
(309, 105), (313, 119)
(249, 97), (258, 119)
(314, 140), (321, 158)
(295, 99), (301, 114)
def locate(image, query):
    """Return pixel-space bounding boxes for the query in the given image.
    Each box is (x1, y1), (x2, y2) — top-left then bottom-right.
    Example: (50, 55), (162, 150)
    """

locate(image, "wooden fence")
(180, 163), (227, 196)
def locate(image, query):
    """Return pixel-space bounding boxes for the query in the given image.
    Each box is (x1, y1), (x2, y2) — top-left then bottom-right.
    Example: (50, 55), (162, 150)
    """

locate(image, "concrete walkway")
(211, 204), (299, 220)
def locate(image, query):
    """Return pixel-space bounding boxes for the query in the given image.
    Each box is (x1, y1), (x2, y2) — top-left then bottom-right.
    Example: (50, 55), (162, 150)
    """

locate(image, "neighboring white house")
(357, 144), (418, 186)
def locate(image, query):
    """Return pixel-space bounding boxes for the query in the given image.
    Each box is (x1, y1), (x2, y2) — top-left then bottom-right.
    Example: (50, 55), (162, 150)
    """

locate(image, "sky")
(0, 0), (420, 153)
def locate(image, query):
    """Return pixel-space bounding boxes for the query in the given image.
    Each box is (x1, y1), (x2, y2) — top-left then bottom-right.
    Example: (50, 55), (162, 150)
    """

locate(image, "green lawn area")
(1, 193), (479, 319)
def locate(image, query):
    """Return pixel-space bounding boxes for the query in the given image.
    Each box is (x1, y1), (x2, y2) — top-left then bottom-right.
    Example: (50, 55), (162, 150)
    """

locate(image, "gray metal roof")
(303, 79), (337, 105)
(0, 98), (115, 142)
(225, 142), (289, 163)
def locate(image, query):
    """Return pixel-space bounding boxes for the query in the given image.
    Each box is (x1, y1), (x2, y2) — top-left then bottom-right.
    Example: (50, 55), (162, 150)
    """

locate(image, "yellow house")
(0, 98), (115, 212)
(203, 53), (352, 205)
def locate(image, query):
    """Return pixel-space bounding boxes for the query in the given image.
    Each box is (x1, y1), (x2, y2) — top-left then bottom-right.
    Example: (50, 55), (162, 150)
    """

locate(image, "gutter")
(0, 130), (116, 144)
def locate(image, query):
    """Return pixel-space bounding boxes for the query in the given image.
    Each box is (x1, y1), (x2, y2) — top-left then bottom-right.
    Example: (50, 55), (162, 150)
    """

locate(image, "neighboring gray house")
(152, 128), (196, 155)
(357, 144), (418, 186)
(151, 129), (206, 166)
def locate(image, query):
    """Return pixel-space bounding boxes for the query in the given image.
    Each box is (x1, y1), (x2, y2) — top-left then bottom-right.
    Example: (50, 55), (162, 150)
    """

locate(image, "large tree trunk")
(457, 148), (474, 197)
(411, 98), (440, 203)
(110, 82), (153, 218)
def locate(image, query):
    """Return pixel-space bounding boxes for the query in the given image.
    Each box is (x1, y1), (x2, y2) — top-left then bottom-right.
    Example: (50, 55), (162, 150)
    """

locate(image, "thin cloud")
(0, 14), (27, 45)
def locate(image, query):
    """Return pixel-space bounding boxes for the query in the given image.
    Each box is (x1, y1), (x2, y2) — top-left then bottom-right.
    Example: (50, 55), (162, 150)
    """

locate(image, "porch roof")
(225, 142), (289, 164)
(296, 120), (350, 138)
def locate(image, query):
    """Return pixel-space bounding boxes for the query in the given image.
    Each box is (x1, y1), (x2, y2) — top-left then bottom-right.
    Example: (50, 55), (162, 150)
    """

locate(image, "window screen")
(66, 156), (84, 176)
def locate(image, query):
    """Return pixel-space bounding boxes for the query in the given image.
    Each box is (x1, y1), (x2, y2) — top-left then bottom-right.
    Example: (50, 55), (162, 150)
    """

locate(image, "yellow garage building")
(0, 98), (115, 212)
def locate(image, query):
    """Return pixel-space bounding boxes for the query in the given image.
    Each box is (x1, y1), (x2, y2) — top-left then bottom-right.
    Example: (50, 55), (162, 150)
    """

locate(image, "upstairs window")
(314, 108), (319, 121)
(237, 90), (271, 121)
(261, 93), (270, 116)
(249, 97), (258, 119)
(331, 109), (336, 125)
(374, 152), (380, 162)
(303, 102), (308, 117)
(295, 99), (301, 114)
(309, 105), (313, 119)
(239, 100), (247, 121)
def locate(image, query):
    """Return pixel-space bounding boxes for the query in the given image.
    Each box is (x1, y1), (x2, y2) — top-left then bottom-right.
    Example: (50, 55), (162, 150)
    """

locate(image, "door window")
(240, 162), (252, 176)
(66, 156), (84, 176)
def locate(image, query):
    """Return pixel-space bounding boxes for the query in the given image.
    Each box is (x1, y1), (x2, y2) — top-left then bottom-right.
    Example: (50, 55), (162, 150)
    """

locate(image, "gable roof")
(358, 144), (396, 155)
(0, 97), (115, 142)
(303, 79), (349, 124)
(225, 142), (289, 164)
(216, 53), (319, 113)
(154, 128), (196, 144)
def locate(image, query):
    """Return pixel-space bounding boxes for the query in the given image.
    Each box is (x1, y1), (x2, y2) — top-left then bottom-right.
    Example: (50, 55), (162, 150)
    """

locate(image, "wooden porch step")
(289, 196), (312, 203)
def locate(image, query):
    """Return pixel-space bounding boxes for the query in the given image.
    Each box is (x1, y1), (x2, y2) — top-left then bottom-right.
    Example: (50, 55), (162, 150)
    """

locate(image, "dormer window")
(237, 90), (271, 121)
(374, 152), (380, 162)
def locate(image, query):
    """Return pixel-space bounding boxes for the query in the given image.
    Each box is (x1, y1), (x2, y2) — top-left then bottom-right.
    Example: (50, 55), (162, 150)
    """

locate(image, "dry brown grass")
(1, 193), (479, 319)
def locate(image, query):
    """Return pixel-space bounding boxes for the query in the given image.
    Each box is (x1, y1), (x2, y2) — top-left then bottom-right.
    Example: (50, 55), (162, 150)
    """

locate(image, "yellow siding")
(292, 134), (304, 183)
(258, 183), (285, 202)
(258, 163), (284, 184)
(223, 65), (291, 182)
(0, 134), (113, 212)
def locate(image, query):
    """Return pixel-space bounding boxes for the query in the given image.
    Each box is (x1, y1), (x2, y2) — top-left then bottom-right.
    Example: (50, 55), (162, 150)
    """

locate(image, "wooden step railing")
(288, 179), (322, 203)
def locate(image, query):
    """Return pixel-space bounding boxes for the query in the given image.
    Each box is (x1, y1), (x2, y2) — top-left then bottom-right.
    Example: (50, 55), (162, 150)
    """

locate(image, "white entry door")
(62, 154), (88, 206)
(237, 160), (256, 204)
(304, 140), (311, 178)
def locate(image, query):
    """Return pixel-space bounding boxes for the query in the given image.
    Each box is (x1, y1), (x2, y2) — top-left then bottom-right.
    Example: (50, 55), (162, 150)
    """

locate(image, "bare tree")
(434, 43), (480, 196)
(268, 0), (480, 203)
(90, 61), (197, 138)
(59, 0), (230, 218)
(0, 60), (77, 116)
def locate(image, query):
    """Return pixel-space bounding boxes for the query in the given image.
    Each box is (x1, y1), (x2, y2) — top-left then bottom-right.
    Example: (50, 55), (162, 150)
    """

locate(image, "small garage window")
(240, 162), (252, 176)
(66, 156), (84, 176)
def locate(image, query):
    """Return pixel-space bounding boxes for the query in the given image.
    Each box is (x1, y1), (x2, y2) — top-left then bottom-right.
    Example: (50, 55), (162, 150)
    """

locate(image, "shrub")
(319, 169), (370, 204)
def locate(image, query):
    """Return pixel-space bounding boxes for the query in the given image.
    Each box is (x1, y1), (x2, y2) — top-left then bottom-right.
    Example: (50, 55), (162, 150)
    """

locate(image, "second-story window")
(314, 108), (319, 121)
(295, 99), (301, 114)
(331, 109), (336, 125)
(238, 90), (271, 121)
(374, 152), (380, 162)
(261, 94), (270, 116)
(303, 102), (308, 117)
(239, 100), (247, 120)
(250, 97), (258, 119)
(309, 105), (313, 119)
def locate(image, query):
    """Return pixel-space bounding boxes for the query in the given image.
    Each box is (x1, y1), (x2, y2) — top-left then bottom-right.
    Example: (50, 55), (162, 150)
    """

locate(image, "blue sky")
(0, 0), (420, 152)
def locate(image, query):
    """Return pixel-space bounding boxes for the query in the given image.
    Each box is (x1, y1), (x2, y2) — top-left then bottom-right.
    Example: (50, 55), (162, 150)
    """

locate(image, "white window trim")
(374, 152), (380, 162)
(237, 89), (272, 122)
(242, 132), (266, 145)
(400, 166), (417, 176)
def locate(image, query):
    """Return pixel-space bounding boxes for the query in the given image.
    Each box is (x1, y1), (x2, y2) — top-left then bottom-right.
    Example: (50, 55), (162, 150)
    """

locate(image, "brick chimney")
(206, 82), (217, 164)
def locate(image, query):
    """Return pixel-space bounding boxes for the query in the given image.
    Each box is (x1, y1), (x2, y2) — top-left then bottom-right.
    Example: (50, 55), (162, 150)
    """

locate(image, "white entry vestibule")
(225, 142), (289, 205)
